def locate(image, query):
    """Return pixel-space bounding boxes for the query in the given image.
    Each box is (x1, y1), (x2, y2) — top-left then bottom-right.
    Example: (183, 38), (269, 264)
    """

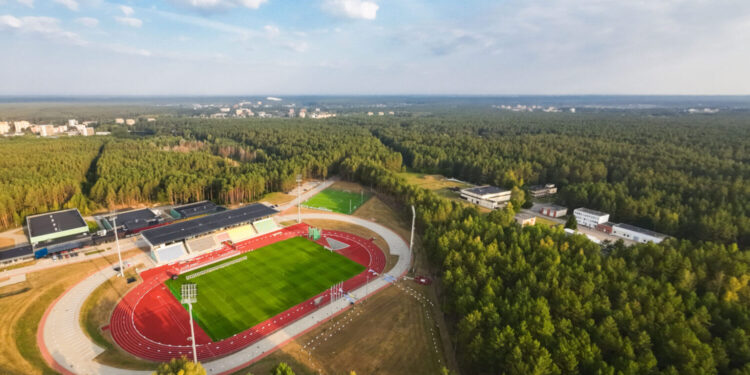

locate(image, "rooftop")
(463, 185), (510, 196)
(142, 203), (278, 247)
(173, 201), (221, 218)
(104, 208), (161, 231)
(515, 212), (536, 220)
(614, 223), (668, 239)
(27, 209), (87, 238)
(575, 207), (609, 217)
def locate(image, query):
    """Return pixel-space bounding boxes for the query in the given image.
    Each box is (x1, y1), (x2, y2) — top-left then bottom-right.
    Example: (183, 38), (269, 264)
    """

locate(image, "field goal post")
(308, 227), (321, 241)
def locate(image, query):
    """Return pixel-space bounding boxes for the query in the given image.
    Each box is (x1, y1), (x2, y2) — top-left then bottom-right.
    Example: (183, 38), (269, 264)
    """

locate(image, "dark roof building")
(102, 208), (163, 233)
(26, 208), (89, 244)
(170, 201), (223, 219)
(142, 203), (278, 248)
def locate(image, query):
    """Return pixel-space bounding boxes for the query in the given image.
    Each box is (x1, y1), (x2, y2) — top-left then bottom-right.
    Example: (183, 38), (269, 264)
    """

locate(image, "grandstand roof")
(105, 208), (162, 232)
(27, 209), (88, 242)
(142, 204), (278, 247)
(172, 201), (221, 219)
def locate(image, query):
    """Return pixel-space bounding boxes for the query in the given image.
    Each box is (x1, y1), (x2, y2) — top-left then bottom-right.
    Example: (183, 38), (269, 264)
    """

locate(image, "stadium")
(107, 203), (388, 362)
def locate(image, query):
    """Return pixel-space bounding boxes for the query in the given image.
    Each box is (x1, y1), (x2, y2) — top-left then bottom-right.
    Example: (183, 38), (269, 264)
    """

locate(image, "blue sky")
(1, 0), (749, 95)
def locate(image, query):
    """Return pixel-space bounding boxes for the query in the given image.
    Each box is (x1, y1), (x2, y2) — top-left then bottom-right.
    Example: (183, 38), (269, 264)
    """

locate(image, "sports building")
(169, 201), (223, 219)
(26, 208), (91, 256)
(141, 203), (279, 264)
(100, 208), (165, 235)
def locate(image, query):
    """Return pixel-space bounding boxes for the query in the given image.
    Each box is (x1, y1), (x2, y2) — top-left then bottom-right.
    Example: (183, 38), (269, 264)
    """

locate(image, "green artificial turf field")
(165, 236), (364, 341)
(302, 188), (372, 214)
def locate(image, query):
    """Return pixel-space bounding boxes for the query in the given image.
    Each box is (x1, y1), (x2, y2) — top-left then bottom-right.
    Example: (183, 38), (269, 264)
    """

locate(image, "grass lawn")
(165, 237), (364, 341)
(302, 188), (371, 214)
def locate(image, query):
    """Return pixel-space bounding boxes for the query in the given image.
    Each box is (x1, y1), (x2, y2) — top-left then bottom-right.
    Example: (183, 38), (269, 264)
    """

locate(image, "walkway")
(39, 212), (409, 375)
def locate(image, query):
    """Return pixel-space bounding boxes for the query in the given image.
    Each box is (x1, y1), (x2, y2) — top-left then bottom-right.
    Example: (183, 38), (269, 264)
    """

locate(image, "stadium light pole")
(296, 174), (302, 224)
(410, 205), (416, 263)
(181, 284), (198, 364)
(112, 213), (124, 277)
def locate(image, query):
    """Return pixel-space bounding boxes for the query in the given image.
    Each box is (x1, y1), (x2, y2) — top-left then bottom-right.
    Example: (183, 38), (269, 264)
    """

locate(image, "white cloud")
(52, 0), (78, 11)
(170, 0), (268, 11)
(283, 40), (308, 52)
(0, 14), (86, 44)
(115, 16), (142, 28)
(16, 0), (34, 8)
(264, 24), (280, 37)
(120, 5), (134, 16)
(323, 0), (378, 20)
(105, 43), (151, 57)
(75, 17), (98, 27)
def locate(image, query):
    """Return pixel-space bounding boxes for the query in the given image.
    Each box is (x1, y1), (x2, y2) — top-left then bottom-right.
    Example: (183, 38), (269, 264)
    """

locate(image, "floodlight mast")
(112, 213), (124, 277)
(181, 284), (198, 363)
(296, 174), (302, 224)
(410, 205), (416, 265)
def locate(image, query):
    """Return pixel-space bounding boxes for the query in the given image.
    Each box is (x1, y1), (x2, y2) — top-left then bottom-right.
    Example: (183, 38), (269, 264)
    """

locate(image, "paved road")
(39, 211), (409, 375)
(1, 236), (147, 279)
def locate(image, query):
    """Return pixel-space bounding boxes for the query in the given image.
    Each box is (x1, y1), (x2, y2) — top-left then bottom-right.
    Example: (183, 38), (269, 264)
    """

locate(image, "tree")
(153, 357), (206, 375)
(565, 215), (577, 230)
(270, 362), (295, 375)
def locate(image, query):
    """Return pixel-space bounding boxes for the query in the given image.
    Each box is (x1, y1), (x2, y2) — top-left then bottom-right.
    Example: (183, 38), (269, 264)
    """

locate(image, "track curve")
(39, 212), (410, 375)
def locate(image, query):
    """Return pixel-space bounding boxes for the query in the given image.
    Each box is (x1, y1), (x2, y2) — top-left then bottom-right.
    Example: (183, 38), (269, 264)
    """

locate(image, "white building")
(538, 204), (567, 218)
(125, 119), (136, 126)
(612, 223), (667, 244)
(115, 118), (125, 124)
(68, 119), (78, 127)
(39, 125), (56, 137)
(13, 121), (30, 133)
(528, 183), (557, 198)
(299, 109), (307, 118)
(0, 121), (9, 134)
(573, 208), (610, 228)
(514, 212), (536, 226)
(460, 186), (512, 210)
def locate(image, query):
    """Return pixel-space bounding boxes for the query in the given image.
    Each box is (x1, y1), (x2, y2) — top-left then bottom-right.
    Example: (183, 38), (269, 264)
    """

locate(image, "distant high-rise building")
(299, 109), (307, 118)
(0, 121), (9, 134)
(288, 108), (295, 118)
(68, 119), (78, 127)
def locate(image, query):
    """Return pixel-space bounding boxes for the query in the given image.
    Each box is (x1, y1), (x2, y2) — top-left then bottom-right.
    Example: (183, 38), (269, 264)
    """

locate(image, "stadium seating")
(185, 234), (219, 254)
(253, 218), (280, 234)
(154, 242), (188, 264)
(214, 231), (230, 244)
(227, 224), (258, 243)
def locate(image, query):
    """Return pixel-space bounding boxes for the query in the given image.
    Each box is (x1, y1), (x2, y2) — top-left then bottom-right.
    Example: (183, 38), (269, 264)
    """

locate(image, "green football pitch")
(165, 236), (365, 341)
(303, 188), (372, 214)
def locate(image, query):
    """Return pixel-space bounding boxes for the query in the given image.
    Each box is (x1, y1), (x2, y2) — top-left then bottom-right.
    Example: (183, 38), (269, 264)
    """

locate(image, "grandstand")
(141, 203), (278, 264)
(153, 242), (189, 264)
(169, 201), (223, 219)
(185, 234), (221, 254)
(253, 218), (280, 234)
(227, 224), (257, 243)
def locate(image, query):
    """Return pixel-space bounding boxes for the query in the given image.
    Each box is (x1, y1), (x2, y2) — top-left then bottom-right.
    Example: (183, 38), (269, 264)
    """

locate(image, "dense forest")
(0, 113), (749, 373)
(0, 137), (103, 228)
(342, 159), (750, 374)
(368, 113), (750, 246)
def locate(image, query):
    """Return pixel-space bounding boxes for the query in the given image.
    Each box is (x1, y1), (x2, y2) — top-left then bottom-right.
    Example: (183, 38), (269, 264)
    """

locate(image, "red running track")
(109, 223), (386, 362)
